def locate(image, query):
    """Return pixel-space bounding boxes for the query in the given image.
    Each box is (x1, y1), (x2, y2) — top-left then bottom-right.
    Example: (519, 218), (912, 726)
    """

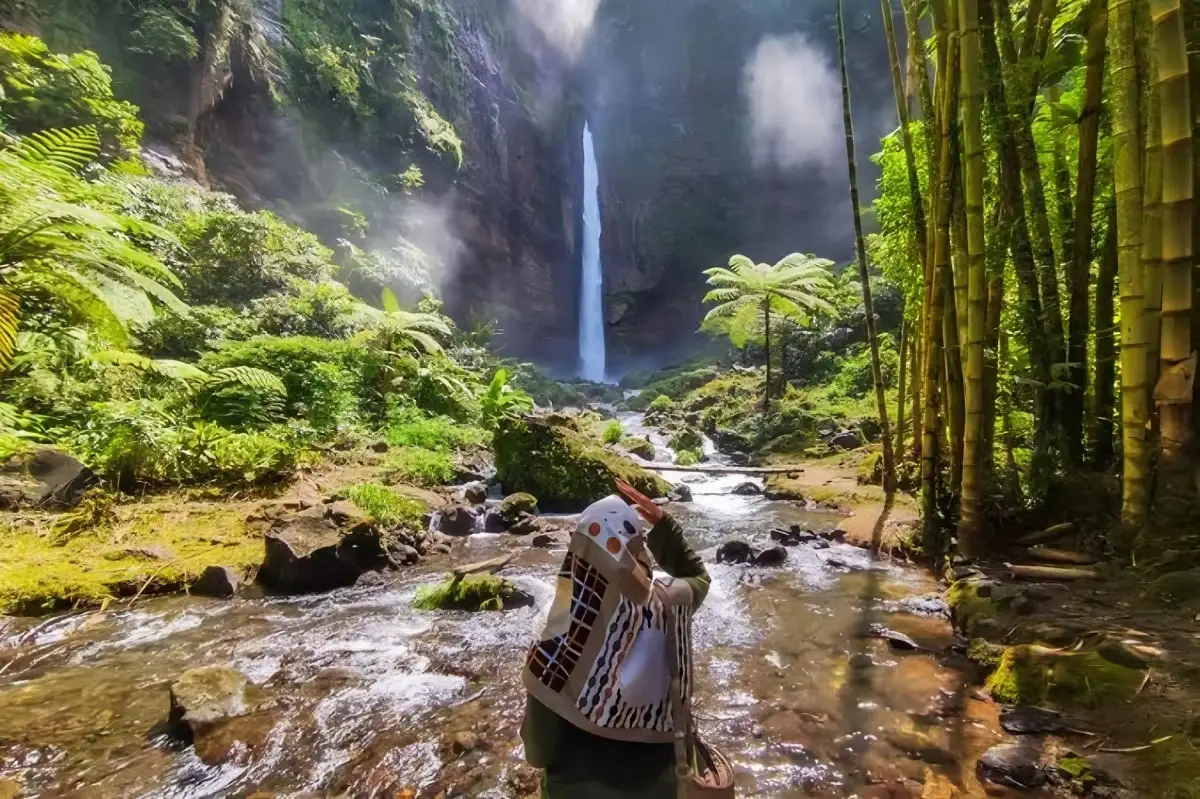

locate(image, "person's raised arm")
(615, 478), (711, 608)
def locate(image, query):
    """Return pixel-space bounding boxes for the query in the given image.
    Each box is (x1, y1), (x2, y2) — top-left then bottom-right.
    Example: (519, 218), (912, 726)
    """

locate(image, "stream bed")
(0, 427), (1033, 798)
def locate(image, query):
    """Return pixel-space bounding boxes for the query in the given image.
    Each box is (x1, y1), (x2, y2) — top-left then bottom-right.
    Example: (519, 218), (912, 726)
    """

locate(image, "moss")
(675, 449), (702, 466)
(762, 474), (807, 500)
(498, 492), (538, 523)
(967, 638), (1007, 668)
(0, 499), (262, 615)
(494, 419), (671, 512)
(985, 644), (1146, 709)
(625, 437), (656, 460)
(667, 427), (704, 453)
(856, 452), (884, 486)
(947, 579), (1002, 636)
(413, 575), (518, 611)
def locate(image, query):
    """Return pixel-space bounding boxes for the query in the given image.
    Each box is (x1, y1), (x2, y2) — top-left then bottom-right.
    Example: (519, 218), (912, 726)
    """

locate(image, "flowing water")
(578, 123), (606, 383)
(0, 417), (1026, 798)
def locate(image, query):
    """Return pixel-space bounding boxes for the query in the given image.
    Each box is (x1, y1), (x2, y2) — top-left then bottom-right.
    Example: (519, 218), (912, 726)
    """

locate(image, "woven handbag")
(666, 608), (736, 798)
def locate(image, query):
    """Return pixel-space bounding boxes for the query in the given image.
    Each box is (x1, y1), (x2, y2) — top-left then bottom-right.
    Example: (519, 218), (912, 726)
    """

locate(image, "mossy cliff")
(494, 417), (671, 512)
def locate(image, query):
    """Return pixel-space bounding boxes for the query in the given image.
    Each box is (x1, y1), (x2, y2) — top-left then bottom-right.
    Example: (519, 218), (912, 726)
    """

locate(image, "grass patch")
(343, 483), (425, 528)
(0, 499), (262, 614)
(383, 408), (487, 452)
(383, 447), (456, 487)
(413, 574), (519, 611)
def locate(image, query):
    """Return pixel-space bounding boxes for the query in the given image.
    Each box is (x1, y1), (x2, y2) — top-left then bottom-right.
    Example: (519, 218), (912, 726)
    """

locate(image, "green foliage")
(603, 420), (624, 444)
(668, 427), (704, 452)
(245, 282), (360, 339)
(384, 446), (455, 487)
(675, 449), (701, 466)
(829, 334), (900, 399)
(0, 431), (34, 460)
(479, 368), (534, 430)
(0, 33), (143, 156)
(413, 574), (519, 611)
(648, 394), (674, 412)
(512, 364), (587, 407)
(0, 127), (184, 369)
(702, 253), (836, 328)
(130, 6), (200, 60)
(344, 482), (424, 528)
(494, 418), (672, 512)
(402, 87), (464, 167)
(498, 491), (538, 523)
(383, 404), (486, 451)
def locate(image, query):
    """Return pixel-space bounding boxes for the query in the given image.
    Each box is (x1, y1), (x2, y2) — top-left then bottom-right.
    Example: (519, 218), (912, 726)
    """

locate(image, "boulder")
(827, 430), (863, 450)
(716, 540), (754, 564)
(753, 546), (788, 567)
(326, 500), (373, 532)
(985, 645), (1146, 708)
(1150, 567), (1200, 607)
(999, 706), (1066, 735)
(169, 666), (250, 736)
(494, 417), (671, 512)
(667, 427), (705, 453)
(731, 482), (762, 496)
(461, 481), (489, 505)
(532, 530), (571, 548)
(258, 510), (393, 594)
(481, 508), (508, 533)
(432, 505), (478, 537)
(667, 484), (693, 503)
(977, 742), (1049, 789)
(390, 543), (421, 564)
(0, 448), (97, 510)
(279, 479), (322, 510)
(762, 475), (805, 501)
(497, 492), (538, 525)
(624, 437), (657, 461)
(191, 566), (241, 598)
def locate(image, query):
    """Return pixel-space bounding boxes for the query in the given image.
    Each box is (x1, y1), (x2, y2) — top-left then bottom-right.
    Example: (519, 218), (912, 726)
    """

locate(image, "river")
(0, 417), (1024, 798)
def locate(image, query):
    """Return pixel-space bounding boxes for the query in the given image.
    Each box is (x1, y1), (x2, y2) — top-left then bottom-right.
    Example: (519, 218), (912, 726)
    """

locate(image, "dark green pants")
(541, 768), (677, 799)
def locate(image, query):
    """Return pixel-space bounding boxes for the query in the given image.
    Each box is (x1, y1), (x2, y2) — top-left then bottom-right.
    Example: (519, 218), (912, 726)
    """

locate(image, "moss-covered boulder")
(985, 644), (1146, 708)
(1149, 567), (1200, 607)
(762, 474), (806, 501)
(494, 418), (671, 512)
(624, 437), (656, 460)
(667, 426), (704, 453)
(413, 575), (531, 611)
(497, 492), (538, 525)
(947, 579), (1004, 636)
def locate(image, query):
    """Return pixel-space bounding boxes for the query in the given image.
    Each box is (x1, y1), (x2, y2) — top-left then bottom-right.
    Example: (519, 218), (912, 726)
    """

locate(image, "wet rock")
(953, 565), (981, 580)
(169, 666), (249, 736)
(481, 508), (508, 533)
(812, 540), (831, 550)
(731, 481), (761, 495)
(825, 557), (849, 570)
(1000, 706), (1066, 735)
(355, 571), (387, 587)
(716, 540), (754, 564)
(849, 652), (874, 669)
(259, 512), (391, 594)
(884, 730), (956, 766)
(624, 437), (657, 460)
(433, 505), (478, 537)
(753, 546), (788, 567)
(728, 451), (751, 465)
(507, 513), (541, 536)
(461, 481), (489, 505)
(191, 566), (241, 598)
(531, 531), (569, 548)
(977, 741), (1049, 789)
(450, 730), (478, 754)
(769, 528), (795, 544)
(326, 500), (373, 532)
(817, 529), (847, 542)
(1150, 567), (1200, 606)
(865, 623), (921, 651)
(497, 492), (538, 525)
(667, 484), (693, 503)
(389, 543), (420, 564)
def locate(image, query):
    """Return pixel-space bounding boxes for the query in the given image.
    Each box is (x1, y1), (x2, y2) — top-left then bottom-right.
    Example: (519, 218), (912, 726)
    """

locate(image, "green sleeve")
(520, 695), (561, 768)
(646, 512), (711, 608)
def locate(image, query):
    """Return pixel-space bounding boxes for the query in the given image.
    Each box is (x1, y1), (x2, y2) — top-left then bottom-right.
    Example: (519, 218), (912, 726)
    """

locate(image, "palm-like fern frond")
(9, 127), (100, 176)
(208, 366), (287, 396)
(0, 285), (17, 372)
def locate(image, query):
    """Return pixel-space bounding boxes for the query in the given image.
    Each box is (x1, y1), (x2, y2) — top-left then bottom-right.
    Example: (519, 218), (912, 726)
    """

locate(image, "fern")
(9, 126), (100, 176)
(208, 366), (287, 396)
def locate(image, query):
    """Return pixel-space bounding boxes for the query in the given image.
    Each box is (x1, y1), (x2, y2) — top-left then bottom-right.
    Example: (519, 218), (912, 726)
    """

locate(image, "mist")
(744, 33), (844, 175)
(512, 0), (601, 62)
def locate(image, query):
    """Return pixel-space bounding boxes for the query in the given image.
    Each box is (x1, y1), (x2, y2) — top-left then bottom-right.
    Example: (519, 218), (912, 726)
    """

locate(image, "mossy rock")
(498, 492), (538, 524)
(1149, 567), (1200, 608)
(967, 638), (1007, 668)
(625, 437), (656, 460)
(412, 575), (529, 612)
(856, 452), (884, 486)
(762, 474), (806, 500)
(985, 644), (1146, 709)
(947, 579), (1003, 637)
(494, 418), (671, 512)
(667, 426), (704, 453)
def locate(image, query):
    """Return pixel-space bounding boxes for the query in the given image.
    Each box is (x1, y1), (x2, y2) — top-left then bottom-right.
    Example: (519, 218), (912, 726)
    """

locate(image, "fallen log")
(1015, 522), (1077, 547)
(1026, 546), (1097, 566)
(1004, 563), (1100, 581)
(450, 553), (514, 586)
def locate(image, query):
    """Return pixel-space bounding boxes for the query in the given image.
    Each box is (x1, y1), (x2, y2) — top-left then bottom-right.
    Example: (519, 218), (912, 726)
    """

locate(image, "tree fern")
(207, 366), (287, 397)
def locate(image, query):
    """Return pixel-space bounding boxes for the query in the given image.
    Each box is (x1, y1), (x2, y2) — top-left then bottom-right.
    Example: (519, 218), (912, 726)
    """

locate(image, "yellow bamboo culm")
(1151, 0), (1196, 505)
(957, 0), (987, 554)
(1109, 0), (1148, 532)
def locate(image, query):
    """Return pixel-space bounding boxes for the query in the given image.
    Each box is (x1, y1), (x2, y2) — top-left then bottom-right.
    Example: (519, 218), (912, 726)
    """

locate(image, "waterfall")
(579, 122), (607, 383)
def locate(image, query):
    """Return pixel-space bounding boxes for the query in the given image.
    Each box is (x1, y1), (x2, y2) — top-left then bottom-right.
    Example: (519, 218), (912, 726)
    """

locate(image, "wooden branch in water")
(1004, 563), (1100, 580)
(1026, 546), (1098, 565)
(450, 553), (514, 586)
(1014, 522), (1077, 546)
(645, 463), (806, 475)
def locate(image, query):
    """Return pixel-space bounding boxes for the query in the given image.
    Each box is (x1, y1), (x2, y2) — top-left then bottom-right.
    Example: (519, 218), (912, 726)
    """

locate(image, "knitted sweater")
(520, 513), (710, 797)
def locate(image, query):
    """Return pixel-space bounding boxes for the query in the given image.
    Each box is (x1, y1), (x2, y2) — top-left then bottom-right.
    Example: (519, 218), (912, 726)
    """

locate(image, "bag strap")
(665, 605), (693, 799)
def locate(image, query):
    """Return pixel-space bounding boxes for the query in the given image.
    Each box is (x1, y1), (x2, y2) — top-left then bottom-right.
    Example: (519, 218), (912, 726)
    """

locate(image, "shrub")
(383, 405), (486, 452)
(0, 33), (143, 156)
(135, 306), (240, 359)
(244, 283), (361, 339)
(479, 368), (534, 430)
(344, 483), (425, 528)
(675, 449), (702, 467)
(648, 394), (674, 412)
(603, 420), (624, 444)
(384, 447), (455, 487)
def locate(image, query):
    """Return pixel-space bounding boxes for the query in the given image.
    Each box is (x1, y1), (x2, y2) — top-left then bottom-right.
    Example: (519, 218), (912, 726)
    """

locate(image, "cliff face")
(587, 0), (899, 373)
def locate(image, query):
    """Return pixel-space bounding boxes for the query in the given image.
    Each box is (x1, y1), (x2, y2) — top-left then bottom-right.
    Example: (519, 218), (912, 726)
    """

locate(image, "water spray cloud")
(512, 0), (600, 62)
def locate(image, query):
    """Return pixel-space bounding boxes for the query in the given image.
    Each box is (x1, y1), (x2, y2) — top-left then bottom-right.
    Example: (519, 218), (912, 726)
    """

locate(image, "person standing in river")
(519, 478), (711, 799)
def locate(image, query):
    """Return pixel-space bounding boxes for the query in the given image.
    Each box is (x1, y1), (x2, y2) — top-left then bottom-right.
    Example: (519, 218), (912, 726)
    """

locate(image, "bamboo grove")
(842, 0), (1199, 561)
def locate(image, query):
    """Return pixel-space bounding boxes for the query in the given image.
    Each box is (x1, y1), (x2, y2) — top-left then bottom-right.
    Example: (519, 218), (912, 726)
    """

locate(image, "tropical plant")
(0, 127), (185, 371)
(603, 420), (624, 444)
(479, 368), (534, 431)
(701, 253), (834, 413)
